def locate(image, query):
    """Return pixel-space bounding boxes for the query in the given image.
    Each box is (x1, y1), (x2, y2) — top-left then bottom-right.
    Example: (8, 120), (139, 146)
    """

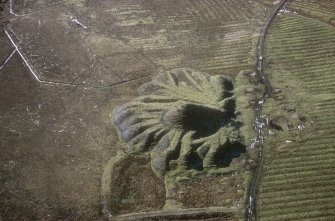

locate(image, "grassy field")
(258, 12), (335, 220)
(288, 0), (335, 25)
(99, 0), (272, 78)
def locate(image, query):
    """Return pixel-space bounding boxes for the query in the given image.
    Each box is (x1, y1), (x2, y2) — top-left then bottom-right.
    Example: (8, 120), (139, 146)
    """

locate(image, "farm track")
(246, 0), (288, 220)
(258, 9), (335, 221)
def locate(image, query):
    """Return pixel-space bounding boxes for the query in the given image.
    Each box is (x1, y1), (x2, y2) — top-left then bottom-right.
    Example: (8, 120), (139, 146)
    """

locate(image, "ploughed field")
(259, 2), (335, 220)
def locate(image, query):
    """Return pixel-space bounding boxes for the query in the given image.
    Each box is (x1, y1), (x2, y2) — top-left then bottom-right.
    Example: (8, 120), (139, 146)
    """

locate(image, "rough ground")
(0, 1), (272, 220)
(1, 0), (334, 221)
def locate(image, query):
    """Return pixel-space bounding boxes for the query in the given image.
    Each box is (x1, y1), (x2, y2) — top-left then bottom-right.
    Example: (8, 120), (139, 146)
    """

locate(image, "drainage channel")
(246, 0), (288, 220)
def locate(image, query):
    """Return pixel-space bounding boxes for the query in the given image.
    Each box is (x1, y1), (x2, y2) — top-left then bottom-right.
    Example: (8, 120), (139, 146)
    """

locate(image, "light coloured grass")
(257, 12), (335, 220)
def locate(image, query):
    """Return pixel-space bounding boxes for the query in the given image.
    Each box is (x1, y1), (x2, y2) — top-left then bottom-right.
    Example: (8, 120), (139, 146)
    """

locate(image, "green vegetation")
(107, 69), (255, 217)
(258, 14), (335, 220)
(112, 68), (245, 175)
(288, 0), (335, 25)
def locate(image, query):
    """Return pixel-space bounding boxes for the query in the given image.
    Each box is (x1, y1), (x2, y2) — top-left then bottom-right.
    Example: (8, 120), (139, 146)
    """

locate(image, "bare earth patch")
(176, 174), (245, 209)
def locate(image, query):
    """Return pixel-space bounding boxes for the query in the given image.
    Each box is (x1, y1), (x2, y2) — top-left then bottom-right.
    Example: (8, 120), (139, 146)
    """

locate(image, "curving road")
(246, 0), (288, 220)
